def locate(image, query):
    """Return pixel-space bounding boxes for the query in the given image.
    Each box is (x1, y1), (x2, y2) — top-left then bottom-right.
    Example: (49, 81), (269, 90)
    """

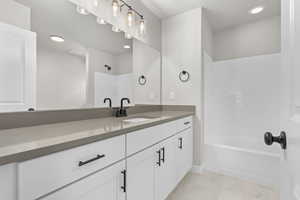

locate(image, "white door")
(0, 22), (36, 112)
(127, 145), (159, 200)
(175, 128), (193, 184)
(271, 0), (300, 199)
(41, 161), (126, 200)
(155, 137), (176, 200)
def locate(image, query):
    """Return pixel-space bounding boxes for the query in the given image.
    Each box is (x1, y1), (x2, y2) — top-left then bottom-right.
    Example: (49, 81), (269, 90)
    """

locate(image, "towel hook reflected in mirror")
(138, 75), (147, 85)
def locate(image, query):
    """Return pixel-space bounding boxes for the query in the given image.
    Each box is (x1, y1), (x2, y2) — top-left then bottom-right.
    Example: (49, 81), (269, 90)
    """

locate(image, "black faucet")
(104, 98), (112, 108)
(116, 98), (130, 117)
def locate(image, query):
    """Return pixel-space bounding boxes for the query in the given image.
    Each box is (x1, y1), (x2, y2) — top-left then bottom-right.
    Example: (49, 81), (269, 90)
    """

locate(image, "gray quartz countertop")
(0, 111), (194, 165)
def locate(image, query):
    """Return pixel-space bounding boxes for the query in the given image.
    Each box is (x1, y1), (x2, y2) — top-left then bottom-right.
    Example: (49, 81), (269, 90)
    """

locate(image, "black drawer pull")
(78, 154), (105, 167)
(156, 150), (161, 166)
(161, 147), (165, 163)
(121, 170), (127, 193)
(179, 138), (183, 149)
(184, 122), (190, 125)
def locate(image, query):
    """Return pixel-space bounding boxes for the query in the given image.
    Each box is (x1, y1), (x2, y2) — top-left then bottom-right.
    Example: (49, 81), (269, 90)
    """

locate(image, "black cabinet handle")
(121, 170), (127, 193)
(161, 147), (165, 163)
(156, 150), (161, 166)
(179, 138), (183, 149)
(78, 154), (105, 167)
(184, 122), (190, 125)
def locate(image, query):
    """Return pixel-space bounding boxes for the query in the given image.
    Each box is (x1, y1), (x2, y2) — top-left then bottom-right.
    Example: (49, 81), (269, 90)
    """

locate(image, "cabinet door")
(41, 161), (126, 200)
(0, 22), (36, 112)
(0, 164), (17, 200)
(175, 128), (193, 184)
(155, 137), (177, 200)
(127, 145), (159, 200)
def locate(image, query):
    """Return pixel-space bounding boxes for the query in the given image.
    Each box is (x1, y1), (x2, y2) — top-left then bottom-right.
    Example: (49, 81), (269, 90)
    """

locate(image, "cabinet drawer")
(177, 116), (193, 132)
(41, 160), (126, 200)
(18, 135), (125, 200)
(127, 120), (178, 156)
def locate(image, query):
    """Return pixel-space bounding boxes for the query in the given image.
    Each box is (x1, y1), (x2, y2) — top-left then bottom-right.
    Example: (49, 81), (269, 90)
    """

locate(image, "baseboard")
(191, 165), (205, 174)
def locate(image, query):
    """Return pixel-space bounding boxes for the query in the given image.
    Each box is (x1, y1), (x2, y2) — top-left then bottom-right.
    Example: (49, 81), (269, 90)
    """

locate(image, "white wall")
(130, 0), (162, 51)
(116, 52), (133, 75)
(37, 46), (87, 110)
(204, 53), (281, 154)
(94, 73), (134, 108)
(202, 9), (213, 59)
(86, 48), (116, 107)
(133, 39), (161, 105)
(213, 16), (281, 61)
(0, 0), (31, 30)
(87, 48), (134, 107)
(162, 8), (202, 165)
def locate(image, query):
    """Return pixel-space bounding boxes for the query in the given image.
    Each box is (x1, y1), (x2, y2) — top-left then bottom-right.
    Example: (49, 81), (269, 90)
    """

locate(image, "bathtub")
(202, 143), (280, 188)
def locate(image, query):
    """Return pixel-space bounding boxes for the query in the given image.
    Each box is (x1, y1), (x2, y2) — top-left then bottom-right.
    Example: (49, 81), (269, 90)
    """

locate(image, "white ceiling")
(16, 0), (132, 55)
(141, 0), (281, 31)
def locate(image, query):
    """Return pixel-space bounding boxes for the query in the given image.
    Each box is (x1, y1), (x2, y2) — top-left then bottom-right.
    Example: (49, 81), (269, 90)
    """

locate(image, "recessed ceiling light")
(124, 45), (131, 49)
(50, 35), (65, 43)
(249, 6), (264, 14)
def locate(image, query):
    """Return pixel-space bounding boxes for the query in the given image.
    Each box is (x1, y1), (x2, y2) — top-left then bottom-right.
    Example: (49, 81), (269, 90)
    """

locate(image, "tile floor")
(167, 171), (279, 200)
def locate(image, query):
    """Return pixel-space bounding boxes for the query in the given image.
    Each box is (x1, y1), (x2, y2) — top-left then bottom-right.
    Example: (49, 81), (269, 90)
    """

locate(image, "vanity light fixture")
(76, 5), (90, 15)
(74, 0), (146, 40)
(50, 35), (65, 43)
(139, 17), (146, 36)
(97, 17), (107, 25)
(125, 32), (132, 39)
(112, 0), (120, 17)
(93, 0), (99, 7)
(249, 6), (264, 14)
(123, 45), (131, 49)
(112, 26), (121, 32)
(119, 0), (147, 36)
(127, 7), (134, 27)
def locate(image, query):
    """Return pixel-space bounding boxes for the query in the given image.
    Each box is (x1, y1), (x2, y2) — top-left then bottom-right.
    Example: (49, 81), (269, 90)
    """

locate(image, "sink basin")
(123, 117), (155, 123)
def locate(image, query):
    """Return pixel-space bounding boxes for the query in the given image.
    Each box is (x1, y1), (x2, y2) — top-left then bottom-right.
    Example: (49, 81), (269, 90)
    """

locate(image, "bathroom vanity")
(0, 1), (194, 199)
(0, 111), (193, 200)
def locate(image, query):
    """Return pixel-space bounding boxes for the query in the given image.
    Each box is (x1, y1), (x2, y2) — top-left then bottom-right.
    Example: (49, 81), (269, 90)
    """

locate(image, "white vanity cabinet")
(0, 164), (17, 200)
(18, 135), (126, 200)
(2, 116), (193, 200)
(127, 145), (159, 200)
(41, 160), (126, 200)
(0, 22), (36, 112)
(174, 128), (193, 184)
(127, 116), (193, 200)
(155, 136), (177, 200)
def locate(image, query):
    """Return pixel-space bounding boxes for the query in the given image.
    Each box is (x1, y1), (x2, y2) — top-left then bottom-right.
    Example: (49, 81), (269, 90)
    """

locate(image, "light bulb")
(93, 0), (99, 7)
(125, 32), (132, 39)
(97, 17), (107, 25)
(139, 18), (146, 36)
(127, 8), (134, 27)
(76, 5), (90, 15)
(112, 0), (119, 17)
(112, 26), (121, 32)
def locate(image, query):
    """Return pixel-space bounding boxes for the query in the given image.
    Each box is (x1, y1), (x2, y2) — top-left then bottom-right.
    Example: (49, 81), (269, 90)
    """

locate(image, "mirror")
(18, 0), (134, 110)
(0, 0), (161, 112)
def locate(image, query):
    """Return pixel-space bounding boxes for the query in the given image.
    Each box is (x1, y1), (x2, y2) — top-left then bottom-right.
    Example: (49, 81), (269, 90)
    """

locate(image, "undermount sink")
(123, 117), (157, 123)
